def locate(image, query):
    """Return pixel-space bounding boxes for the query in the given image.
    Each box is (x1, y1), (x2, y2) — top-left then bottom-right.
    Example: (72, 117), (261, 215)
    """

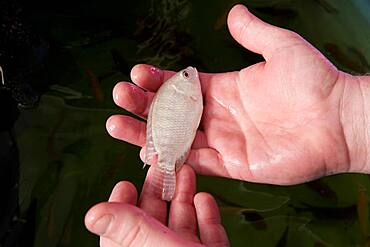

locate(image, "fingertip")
(139, 147), (145, 161)
(227, 3), (303, 60)
(173, 165), (196, 203)
(112, 81), (125, 103)
(194, 192), (221, 222)
(177, 164), (195, 178)
(106, 115), (128, 137)
(130, 64), (141, 84)
(194, 192), (229, 246)
(84, 202), (112, 233)
(112, 81), (149, 116)
(227, 3), (254, 48)
(131, 64), (160, 84)
(194, 192), (216, 208)
(112, 181), (136, 194)
(105, 115), (146, 146)
(187, 148), (228, 177)
(106, 115), (117, 135)
(229, 4), (250, 15)
(227, 4), (250, 30)
(109, 181), (138, 204)
(130, 64), (163, 92)
(140, 146), (157, 166)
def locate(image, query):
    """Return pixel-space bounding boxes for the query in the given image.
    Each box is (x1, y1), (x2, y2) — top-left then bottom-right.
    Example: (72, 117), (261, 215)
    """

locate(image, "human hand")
(85, 165), (229, 247)
(106, 4), (366, 184)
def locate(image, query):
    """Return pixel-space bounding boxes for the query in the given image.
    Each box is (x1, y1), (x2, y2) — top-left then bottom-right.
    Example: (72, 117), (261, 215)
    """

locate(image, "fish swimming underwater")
(145, 66), (203, 201)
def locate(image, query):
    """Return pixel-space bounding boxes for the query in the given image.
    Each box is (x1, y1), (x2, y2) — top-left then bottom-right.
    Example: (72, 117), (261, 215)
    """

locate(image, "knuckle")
(238, 16), (256, 42)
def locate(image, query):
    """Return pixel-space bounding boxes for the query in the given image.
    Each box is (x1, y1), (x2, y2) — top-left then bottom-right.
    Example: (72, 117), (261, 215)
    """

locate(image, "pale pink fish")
(145, 66), (203, 201)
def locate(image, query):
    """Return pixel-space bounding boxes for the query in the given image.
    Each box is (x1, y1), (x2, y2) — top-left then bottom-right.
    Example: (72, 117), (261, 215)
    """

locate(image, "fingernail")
(92, 214), (113, 235)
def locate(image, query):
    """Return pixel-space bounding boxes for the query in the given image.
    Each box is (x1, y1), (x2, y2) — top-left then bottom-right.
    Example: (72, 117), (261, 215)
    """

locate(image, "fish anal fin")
(189, 95), (198, 101)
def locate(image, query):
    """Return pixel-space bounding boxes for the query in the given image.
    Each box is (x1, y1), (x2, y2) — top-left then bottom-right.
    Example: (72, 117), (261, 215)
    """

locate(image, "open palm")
(107, 5), (349, 185)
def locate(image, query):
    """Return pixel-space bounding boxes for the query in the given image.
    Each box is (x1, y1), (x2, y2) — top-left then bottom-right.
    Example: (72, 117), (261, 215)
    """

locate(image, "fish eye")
(182, 70), (189, 78)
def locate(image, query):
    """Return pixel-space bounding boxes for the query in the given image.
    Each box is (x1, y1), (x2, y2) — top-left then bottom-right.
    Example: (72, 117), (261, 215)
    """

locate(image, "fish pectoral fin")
(171, 84), (187, 95)
(189, 95), (198, 101)
(171, 85), (198, 101)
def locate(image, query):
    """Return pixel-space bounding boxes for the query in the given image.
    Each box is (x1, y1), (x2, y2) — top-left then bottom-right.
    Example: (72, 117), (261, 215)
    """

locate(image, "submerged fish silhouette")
(145, 66), (203, 201)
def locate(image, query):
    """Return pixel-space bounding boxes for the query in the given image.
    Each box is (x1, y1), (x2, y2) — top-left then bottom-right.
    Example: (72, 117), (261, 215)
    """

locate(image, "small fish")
(145, 66), (203, 201)
(0, 66), (4, 85)
(357, 185), (369, 236)
(306, 179), (338, 203)
(85, 68), (104, 102)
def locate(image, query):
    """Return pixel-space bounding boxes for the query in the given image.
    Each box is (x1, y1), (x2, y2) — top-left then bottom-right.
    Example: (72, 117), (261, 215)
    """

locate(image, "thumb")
(85, 202), (191, 247)
(227, 4), (303, 60)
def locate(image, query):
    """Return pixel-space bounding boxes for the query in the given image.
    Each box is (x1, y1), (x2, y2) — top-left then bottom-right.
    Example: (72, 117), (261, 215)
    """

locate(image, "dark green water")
(3, 0), (370, 246)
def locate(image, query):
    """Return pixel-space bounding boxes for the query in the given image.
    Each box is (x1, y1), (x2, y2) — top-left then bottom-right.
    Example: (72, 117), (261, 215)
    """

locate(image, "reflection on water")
(1, 0), (369, 246)
(136, 0), (191, 67)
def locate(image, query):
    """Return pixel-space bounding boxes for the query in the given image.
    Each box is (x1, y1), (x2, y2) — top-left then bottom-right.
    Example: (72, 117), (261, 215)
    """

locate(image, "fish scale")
(145, 66), (203, 201)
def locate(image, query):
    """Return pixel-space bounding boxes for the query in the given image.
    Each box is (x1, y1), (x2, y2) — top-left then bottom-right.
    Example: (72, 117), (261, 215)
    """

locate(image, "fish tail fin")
(151, 158), (176, 201)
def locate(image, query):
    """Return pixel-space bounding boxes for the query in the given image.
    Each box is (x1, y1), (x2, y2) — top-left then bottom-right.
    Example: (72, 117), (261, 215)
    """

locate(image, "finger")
(100, 182), (138, 247)
(227, 4), (304, 60)
(138, 166), (168, 224)
(130, 64), (214, 93)
(168, 165), (199, 242)
(106, 115), (146, 147)
(130, 64), (175, 92)
(194, 193), (230, 247)
(138, 130), (209, 163)
(85, 202), (189, 247)
(186, 148), (230, 178)
(108, 181), (138, 204)
(138, 130), (208, 168)
(113, 82), (154, 118)
(100, 237), (121, 247)
(139, 148), (229, 178)
(192, 131), (208, 149)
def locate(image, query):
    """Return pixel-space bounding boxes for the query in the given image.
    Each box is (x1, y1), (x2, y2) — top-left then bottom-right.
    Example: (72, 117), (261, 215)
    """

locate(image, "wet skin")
(85, 4), (370, 247)
(85, 166), (229, 247)
(106, 5), (361, 185)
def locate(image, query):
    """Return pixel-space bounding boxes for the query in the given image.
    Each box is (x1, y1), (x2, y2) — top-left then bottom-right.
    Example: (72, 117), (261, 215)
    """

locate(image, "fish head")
(173, 66), (201, 93)
(180, 66), (198, 82)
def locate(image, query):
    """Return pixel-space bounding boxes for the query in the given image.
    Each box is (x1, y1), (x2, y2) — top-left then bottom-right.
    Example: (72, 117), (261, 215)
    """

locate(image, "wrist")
(339, 72), (370, 173)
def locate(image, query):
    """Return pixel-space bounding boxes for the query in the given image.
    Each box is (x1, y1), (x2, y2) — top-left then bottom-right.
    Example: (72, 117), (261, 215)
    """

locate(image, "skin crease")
(106, 5), (355, 185)
(85, 4), (370, 247)
(85, 165), (229, 247)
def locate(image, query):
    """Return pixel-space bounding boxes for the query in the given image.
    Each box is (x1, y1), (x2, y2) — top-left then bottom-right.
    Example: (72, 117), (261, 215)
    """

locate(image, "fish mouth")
(186, 66), (198, 77)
